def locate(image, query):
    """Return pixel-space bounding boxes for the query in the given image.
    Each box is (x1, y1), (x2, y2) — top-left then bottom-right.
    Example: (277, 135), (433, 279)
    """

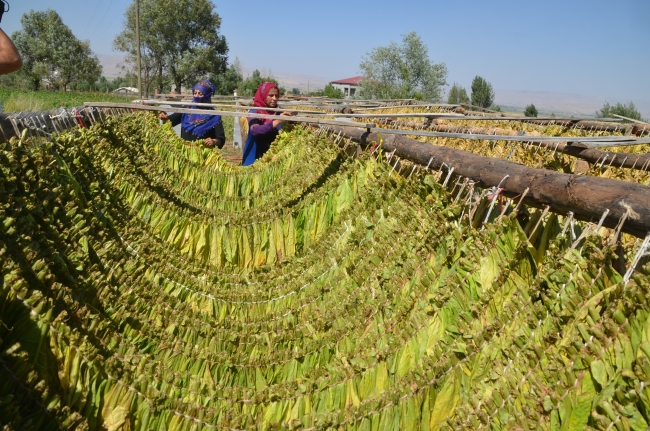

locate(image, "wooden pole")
(327, 124), (650, 239)
(135, 0), (142, 100)
(558, 142), (650, 172)
(82, 102), (376, 129)
(612, 114), (650, 125)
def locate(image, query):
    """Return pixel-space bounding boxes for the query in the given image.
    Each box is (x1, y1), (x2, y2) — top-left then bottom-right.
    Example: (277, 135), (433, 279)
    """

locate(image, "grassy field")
(0, 89), (137, 113)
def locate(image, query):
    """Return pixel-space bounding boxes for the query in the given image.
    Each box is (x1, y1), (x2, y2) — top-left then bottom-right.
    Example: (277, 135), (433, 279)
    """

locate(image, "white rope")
(482, 175), (510, 226)
(624, 234), (650, 283)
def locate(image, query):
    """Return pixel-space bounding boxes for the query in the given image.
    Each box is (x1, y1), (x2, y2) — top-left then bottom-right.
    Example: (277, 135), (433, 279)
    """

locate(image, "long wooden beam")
(369, 127), (650, 148)
(326, 125), (650, 238)
(382, 121), (650, 171)
(559, 143), (650, 171)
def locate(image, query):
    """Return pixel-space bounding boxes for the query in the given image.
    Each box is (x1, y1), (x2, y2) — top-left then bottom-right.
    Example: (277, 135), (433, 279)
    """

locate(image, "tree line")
(446, 77), (499, 111)
(2, 2), (324, 98)
(358, 32), (644, 121)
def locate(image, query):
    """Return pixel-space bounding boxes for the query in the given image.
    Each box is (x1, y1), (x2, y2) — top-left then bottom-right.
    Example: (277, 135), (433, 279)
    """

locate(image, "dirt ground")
(218, 143), (243, 165)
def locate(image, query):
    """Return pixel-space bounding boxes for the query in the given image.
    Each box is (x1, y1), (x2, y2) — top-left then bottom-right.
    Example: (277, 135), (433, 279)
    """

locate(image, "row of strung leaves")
(0, 113), (648, 430)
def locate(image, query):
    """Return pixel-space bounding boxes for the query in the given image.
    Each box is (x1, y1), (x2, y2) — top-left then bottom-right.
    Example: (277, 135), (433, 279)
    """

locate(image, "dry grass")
(1, 93), (47, 112)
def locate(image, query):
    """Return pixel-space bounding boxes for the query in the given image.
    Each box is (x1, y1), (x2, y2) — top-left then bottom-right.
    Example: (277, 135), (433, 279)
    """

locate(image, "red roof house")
(330, 76), (364, 98)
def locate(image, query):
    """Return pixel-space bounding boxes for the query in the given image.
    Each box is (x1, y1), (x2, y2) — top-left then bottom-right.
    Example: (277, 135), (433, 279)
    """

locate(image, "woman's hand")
(203, 138), (219, 148)
(273, 111), (294, 128)
(159, 112), (169, 122)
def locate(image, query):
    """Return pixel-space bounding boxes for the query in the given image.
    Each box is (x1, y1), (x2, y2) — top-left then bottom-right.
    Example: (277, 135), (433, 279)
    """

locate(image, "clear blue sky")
(2, 0), (649, 103)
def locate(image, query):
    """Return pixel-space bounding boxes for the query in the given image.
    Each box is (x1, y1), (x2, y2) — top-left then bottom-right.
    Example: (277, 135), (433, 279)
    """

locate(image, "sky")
(2, 0), (649, 106)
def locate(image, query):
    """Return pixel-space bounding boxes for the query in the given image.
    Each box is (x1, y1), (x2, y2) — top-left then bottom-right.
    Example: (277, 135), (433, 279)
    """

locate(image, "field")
(0, 89), (137, 112)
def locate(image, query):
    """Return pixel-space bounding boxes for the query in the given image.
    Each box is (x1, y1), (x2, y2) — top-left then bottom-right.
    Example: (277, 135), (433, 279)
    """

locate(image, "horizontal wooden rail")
(555, 142), (650, 171)
(141, 99), (327, 115)
(150, 100), (622, 124)
(369, 127), (650, 148)
(326, 125), (650, 239)
(83, 102), (376, 129)
(355, 103), (460, 112)
(384, 121), (650, 171)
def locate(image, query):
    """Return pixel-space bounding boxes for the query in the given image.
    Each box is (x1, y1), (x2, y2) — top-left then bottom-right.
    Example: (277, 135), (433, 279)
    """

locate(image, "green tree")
(12, 10), (102, 91)
(324, 83), (343, 99)
(291, 88), (301, 96)
(114, 0), (228, 94)
(447, 83), (469, 104)
(596, 101), (642, 121)
(238, 70), (278, 97)
(359, 31), (447, 101)
(210, 57), (243, 95)
(524, 104), (538, 117)
(470, 76), (495, 108)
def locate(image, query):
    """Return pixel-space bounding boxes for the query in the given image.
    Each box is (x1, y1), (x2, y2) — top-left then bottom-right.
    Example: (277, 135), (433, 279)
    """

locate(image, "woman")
(242, 81), (293, 166)
(159, 80), (226, 148)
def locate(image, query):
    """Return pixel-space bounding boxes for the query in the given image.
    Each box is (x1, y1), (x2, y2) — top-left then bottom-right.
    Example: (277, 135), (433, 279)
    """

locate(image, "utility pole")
(135, 0), (142, 99)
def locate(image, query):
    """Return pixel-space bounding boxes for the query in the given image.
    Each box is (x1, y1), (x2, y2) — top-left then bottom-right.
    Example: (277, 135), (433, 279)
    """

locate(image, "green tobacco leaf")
(565, 401), (591, 431)
(255, 368), (267, 391)
(479, 249), (499, 293)
(429, 369), (461, 430)
(105, 406), (129, 431)
(425, 317), (444, 359)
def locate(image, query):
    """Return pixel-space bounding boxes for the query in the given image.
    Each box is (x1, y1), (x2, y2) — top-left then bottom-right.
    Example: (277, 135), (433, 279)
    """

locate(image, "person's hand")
(273, 111), (294, 128)
(159, 112), (169, 122)
(203, 138), (217, 147)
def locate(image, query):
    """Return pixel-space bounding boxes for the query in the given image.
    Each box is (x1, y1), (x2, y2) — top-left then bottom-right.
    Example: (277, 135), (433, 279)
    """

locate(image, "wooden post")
(233, 99), (242, 149)
(135, 0), (142, 100)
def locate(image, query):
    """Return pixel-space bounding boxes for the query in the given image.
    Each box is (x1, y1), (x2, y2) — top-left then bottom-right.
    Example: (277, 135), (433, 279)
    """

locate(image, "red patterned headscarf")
(253, 81), (279, 120)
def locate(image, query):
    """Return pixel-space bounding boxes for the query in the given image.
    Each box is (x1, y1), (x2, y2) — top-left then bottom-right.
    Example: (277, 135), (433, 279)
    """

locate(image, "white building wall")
(331, 83), (359, 99)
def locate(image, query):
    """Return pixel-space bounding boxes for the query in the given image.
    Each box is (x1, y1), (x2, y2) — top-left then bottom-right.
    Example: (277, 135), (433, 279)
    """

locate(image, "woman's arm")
(160, 112), (183, 127)
(272, 111), (294, 128)
(0, 29), (22, 75)
(249, 119), (276, 137)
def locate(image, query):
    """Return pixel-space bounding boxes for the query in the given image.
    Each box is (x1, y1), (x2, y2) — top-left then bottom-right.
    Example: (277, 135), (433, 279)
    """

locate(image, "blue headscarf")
(181, 80), (222, 138)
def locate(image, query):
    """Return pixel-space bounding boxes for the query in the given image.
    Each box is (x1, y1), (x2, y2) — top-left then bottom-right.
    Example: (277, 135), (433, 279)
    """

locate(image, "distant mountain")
(97, 58), (333, 91)
(240, 67), (331, 92)
(98, 54), (127, 78)
(97, 56), (649, 120)
(495, 89), (650, 120)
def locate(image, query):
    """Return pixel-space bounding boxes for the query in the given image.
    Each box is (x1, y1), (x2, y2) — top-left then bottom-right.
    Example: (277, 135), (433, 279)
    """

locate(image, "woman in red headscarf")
(242, 81), (293, 166)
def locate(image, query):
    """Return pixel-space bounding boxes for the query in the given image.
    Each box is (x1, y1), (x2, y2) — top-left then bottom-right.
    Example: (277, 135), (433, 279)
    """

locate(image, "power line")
(80, 1), (101, 38)
(90, 0), (130, 41)
(87, 0), (116, 39)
